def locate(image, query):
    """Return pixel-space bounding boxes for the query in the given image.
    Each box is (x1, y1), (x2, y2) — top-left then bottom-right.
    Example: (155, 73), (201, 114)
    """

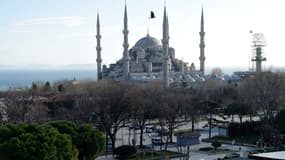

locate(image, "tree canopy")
(50, 121), (105, 160)
(0, 123), (77, 160)
(0, 121), (104, 160)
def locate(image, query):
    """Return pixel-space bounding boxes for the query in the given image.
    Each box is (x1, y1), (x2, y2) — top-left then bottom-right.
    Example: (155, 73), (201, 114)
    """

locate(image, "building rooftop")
(134, 34), (161, 49)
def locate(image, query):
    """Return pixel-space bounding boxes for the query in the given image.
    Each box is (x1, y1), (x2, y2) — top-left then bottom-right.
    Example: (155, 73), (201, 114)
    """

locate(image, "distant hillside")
(0, 64), (97, 70)
(206, 66), (248, 75)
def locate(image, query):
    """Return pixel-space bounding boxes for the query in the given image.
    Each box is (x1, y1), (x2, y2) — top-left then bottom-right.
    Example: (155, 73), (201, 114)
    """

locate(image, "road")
(96, 120), (258, 160)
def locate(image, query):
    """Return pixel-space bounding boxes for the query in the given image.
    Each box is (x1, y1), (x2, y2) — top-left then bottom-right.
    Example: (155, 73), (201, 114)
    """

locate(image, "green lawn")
(198, 147), (232, 155)
(211, 135), (259, 146)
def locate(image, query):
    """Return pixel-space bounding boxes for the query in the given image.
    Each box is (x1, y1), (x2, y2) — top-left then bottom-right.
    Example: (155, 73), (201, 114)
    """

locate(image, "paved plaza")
(96, 121), (258, 160)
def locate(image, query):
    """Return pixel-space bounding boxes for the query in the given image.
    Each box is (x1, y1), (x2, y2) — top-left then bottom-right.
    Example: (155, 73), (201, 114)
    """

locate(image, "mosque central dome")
(134, 34), (161, 49)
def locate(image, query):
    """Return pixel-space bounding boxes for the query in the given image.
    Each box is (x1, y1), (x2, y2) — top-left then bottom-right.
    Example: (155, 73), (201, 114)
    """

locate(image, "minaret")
(199, 8), (206, 75)
(162, 5), (170, 90)
(96, 12), (102, 80)
(122, 3), (130, 80)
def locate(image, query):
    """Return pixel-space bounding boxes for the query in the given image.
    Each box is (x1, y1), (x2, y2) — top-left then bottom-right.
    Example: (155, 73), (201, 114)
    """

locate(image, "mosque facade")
(96, 4), (206, 88)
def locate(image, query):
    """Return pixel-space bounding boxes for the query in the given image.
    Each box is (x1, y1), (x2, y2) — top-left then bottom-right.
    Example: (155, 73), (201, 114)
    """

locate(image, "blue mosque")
(96, 4), (206, 88)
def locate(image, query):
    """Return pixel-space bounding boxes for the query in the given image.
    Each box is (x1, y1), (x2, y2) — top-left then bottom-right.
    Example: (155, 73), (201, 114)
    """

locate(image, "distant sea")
(0, 70), (97, 91)
(0, 66), (249, 91)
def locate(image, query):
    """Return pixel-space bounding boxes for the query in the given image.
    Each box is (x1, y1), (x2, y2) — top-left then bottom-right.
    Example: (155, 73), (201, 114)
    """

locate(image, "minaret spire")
(123, 2), (130, 80)
(201, 8), (204, 32)
(163, 4), (169, 38)
(162, 4), (169, 91)
(96, 11), (102, 80)
(199, 8), (206, 75)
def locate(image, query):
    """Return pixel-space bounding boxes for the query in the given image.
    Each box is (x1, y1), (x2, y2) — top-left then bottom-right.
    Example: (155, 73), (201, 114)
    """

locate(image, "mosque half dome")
(134, 34), (161, 49)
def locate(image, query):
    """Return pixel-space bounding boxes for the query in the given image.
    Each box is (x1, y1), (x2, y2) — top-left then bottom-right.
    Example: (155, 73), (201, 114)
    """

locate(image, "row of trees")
(0, 121), (105, 160)
(1, 71), (285, 151)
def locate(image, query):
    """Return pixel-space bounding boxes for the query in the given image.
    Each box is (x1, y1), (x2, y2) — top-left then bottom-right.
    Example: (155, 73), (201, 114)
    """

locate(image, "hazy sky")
(0, 0), (284, 70)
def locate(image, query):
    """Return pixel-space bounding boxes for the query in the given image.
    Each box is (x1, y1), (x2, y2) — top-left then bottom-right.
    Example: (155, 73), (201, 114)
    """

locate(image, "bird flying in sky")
(149, 11), (155, 19)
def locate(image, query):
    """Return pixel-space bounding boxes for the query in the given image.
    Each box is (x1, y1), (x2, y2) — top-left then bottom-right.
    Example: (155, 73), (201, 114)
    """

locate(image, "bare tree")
(241, 71), (285, 124)
(5, 90), (31, 123)
(25, 104), (49, 123)
(156, 88), (185, 150)
(195, 80), (225, 139)
(129, 82), (162, 147)
(89, 80), (132, 151)
(225, 102), (251, 124)
(183, 94), (201, 131)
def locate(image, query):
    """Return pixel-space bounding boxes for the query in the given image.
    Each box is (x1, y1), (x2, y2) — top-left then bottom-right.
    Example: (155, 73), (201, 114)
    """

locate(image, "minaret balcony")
(122, 30), (129, 34)
(123, 43), (129, 48)
(199, 57), (205, 61)
(96, 46), (102, 50)
(96, 59), (102, 63)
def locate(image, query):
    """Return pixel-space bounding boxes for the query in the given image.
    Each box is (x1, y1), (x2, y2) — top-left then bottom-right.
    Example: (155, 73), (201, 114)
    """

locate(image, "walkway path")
(96, 122), (258, 160)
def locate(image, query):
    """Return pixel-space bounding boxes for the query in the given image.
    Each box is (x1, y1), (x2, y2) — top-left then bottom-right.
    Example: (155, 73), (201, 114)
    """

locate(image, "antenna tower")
(251, 32), (266, 73)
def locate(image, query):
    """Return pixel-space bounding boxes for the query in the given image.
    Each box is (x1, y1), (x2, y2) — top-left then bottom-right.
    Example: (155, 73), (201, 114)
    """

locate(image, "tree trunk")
(78, 154), (83, 160)
(169, 126), (173, 143)
(191, 116), (195, 131)
(128, 128), (131, 145)
(164, 136), (170, 151)
(209, 113), (212, 139)
(105, 132), (108, 153)
(110, 134), (116, 152)
(78, 154), (87, 160)
(139, 126), (144, 147)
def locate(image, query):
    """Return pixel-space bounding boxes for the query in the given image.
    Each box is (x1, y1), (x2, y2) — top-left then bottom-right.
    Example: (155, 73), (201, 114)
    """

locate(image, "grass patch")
(198, 147), (231, 155)
(199, 147), (213, 151)
(211, 135), (259, 146)
(129, 150), (180, 160)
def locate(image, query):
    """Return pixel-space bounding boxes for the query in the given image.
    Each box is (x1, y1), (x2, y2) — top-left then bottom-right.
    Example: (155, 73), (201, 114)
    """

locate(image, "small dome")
(134, 34), (161, 49)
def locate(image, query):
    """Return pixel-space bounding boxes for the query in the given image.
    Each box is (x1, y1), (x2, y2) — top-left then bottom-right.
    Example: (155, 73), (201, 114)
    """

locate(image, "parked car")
(151, 136), (163, 146)
(154, 126), (169, 133)
(145, 125), (155, 133)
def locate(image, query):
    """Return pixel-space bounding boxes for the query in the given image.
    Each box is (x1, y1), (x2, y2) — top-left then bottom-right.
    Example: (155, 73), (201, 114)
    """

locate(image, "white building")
(97, 4), (206, 88)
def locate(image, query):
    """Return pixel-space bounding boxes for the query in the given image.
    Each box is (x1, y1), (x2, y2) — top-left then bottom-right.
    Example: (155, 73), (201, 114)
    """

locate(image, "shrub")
(212, 141), (221, 150)
(114, 145), (136, 160)
(274, 109), (285, 134)
(0, 124), (78, 160)
(228, 121), (261, 137)
(0, 121), (105, 160)
(199, 147), (213, 151)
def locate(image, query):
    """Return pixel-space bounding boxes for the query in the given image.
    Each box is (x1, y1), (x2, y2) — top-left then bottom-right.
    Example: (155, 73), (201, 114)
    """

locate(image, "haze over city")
(0, 0), (285, 70)
(1, 1), (285, 159)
